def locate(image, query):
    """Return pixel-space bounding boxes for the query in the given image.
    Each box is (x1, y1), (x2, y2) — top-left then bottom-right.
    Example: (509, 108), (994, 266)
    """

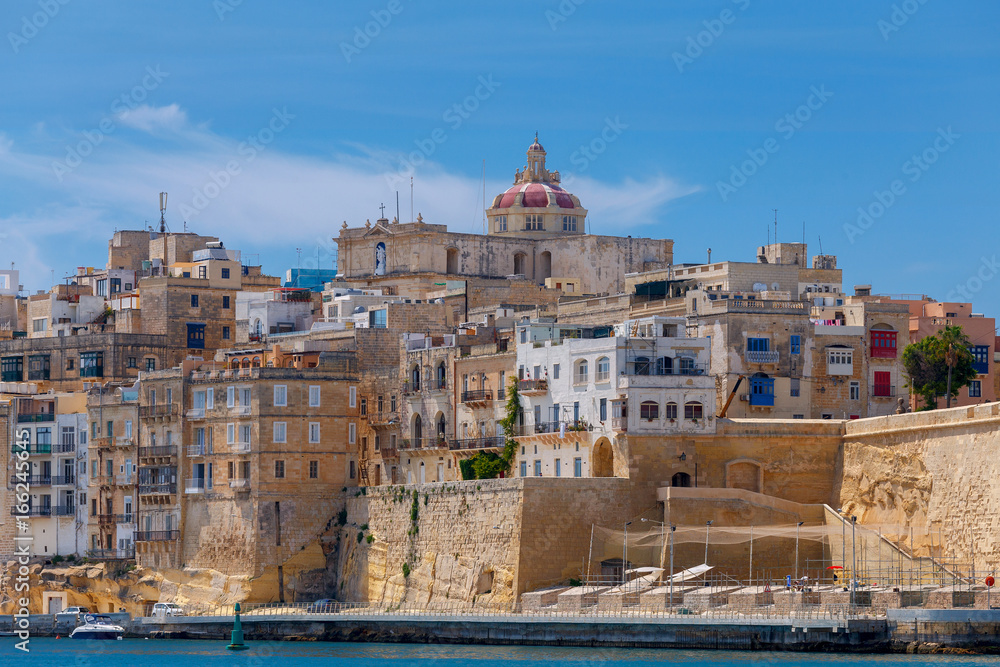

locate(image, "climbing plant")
(461, 379), (520, 479)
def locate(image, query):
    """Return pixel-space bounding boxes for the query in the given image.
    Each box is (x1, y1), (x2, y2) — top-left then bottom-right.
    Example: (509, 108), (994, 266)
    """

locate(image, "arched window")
(640, 401), (659, 421)
(436, 363), (446, 390)
(684, 401), (704, 420)
(410, 364), (421, 391)
(251, 357), (261, 368)
(411, 414), (422, 443)
(436, 413), (447, 441)
(664, 402), (678, 420)
(539, 251), (552, 280)
(513, 253), (527, 276)
(595, 357), (610, 382)
(656, 356), (673, 376)
(633, 356), (650, 376)
(671, 472), (692, 488)
(574, 359), (589, 383)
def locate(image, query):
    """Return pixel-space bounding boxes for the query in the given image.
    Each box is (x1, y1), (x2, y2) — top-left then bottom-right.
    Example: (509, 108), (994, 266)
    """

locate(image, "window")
(495, 215), (507, 232)
(240, 424), (251, 445)
(599, 397), (607, 421)
(191, 294), (199, 308)
(369, 309), (387, 328)
(873, 371), (892, 397)
(552, 364), (560, 380)
(360, 397), (367, 416)
(127, 356), (137, 369)
(125, 282), (132, 291)
(574, 458), (582, 477)
(349, 461), (356, 479)
(79, 351), (104, 378)
(555, 459), (562, 477)
(684, 402), (704, 420)
(534, 460), (542, 477)
(309, 461), (318, 479)
(348, 423), (356, 444)
(273, 385), (287, 407)
(562, 215), (577, 232)
(749, 377), (775, 406)
(309, 386), (320, 407)
(574, 359), (588, 384)
(870, 330), (898, 358)
(145, 358), (156, 372)
(66, 357), (75, 371)
(525, 214), (544, 231)
(520, 461), (527, 477)
(790, 378), (800, 397)
(640, 401), (659, 421)
(596, 357), (610, 382)
(228, 461), (235, 479)
(205, 388), (214, 409)
(1, 356), (23, 382)
(665, 402), (678, 420)
(747, 337), (770, 352)
(222, 268), (230, 280)
(32, 317), (47, 333)
(186, 323), (205, 349)
(969, 380), (982, 398)
(349, 386), (357, 408)
(227, 386), (236, 408)
(27, 355), (50, 381)
(828, 348), (853, 375)
(971, 346), (990, 374)
(273, 422), (287, 443)
(309, 422), (320, 443)
(274, 460), (285, 478)
(222, 326), (231, 340)
(850, 381), (860, 400)
(790, 335), (801, 355)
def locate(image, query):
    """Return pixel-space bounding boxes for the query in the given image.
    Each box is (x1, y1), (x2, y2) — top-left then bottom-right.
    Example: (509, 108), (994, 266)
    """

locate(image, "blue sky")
(1, 1), (998, 317)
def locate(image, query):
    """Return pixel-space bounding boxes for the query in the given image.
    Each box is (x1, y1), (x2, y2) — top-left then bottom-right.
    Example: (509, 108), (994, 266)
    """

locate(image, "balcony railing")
(86, 548), (135, 560)
(97, 513), (134, 524)
(51, 475), (75, 486)
(518, 379), (548, 394)
(872, 384), (896, 398)
(115, 473), (135, 486)
(135, 530), (179, 542)
(231, 405), (251, 416)
(54, 442), (76, 453)
(9, 475), (51, 486)
(449, 436), (504, 451)
(185, 478), (206, 494)
(401, 383), (421, 397)
(17, 413), (55, 423)
(623, 364), (708, 377)
(138, 445), (177, 458)
(745, 350), (780, 364)
(187, 444), (206, 457)
(139, 403), (179, 419)
(10, 444), (52, 455)
(233, 441), (251, 453)
(186, 408), (206, 419)
(368, 412), (399, 427)
(230, 479), (251, 491)
(460, 389), (494, 404)
(611, 417), (627, 431)
(10, 505), (75, 517)
(399, 437), (453, 451)
(532, 420), (592, 435)
(116, 436), (135, 448)
(138, 483), (177, 495)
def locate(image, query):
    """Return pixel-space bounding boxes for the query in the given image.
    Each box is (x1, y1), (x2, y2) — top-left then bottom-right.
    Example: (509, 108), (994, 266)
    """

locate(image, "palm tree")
(938, 325), (970, 408)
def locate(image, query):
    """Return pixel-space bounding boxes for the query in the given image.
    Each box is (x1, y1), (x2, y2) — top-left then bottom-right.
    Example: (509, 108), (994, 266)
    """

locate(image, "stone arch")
(434, 411), (447, 440)
(671, 471), (692, 487)
(592, 437), (614, 477)
(726, 458), (763, 493)
(538, 250), (552, 281)
(513, 252), (527, 276)
(411, 413), (423, 444)
(446, 247), (459, 275)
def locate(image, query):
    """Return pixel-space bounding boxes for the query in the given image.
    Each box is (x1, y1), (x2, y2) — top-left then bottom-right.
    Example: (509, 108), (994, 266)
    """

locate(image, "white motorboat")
(69, 614), (125, 640)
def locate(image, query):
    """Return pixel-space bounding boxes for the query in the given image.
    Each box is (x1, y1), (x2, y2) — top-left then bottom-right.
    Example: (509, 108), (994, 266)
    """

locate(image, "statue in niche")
(374, 242), (386, 276)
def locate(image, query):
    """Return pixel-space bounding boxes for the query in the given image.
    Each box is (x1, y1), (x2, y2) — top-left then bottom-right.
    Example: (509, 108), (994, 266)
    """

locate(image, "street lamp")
(623, 521), (632, 587)
(851, 515), (858, 606)
(642, 518), (671, 607)
(641, 518), (665, 569)
(705, 520), (713, 566)
(795, 521), (804, 581)
(836, 508), (846, 588)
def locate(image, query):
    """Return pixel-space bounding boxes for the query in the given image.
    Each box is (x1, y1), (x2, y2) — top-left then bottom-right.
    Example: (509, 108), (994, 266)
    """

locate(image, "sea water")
(2, 638), (996, 666)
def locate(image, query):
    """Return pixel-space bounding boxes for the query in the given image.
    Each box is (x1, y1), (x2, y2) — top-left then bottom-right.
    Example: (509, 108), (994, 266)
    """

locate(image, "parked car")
(56, 606), (91, 617)
(152, 602), (185, 617)
(306, 599), (336, 613)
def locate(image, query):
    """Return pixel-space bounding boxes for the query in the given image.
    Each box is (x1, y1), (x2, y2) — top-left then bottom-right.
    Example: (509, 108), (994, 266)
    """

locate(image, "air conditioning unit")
(739, 394), (749, 402)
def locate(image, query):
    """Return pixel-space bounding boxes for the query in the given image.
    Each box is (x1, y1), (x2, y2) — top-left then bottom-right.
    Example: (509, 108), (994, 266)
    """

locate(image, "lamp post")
(836, 508), (846, 588)
(796, 521), (804, 581)
(623, 521), (632, 587)
(851, 515), (858, 606)
(705, 520), (713, 566)
(642, 517), (670, 605)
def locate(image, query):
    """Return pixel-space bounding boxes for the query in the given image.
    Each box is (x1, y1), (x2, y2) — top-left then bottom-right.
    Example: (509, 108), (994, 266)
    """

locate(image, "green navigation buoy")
(226, 602), (249, 650)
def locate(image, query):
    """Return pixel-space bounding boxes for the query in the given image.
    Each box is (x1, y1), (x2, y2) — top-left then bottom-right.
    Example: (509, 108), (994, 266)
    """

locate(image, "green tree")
(461, 378), (520, 480)
(902, 325), (977, 410)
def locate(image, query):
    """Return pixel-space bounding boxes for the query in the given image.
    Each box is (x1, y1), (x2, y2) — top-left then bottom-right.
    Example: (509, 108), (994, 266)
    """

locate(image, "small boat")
(69, 614), (125, 640)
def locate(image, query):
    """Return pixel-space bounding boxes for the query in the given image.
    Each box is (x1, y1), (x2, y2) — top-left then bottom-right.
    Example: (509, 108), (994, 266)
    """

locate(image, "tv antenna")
(159, 192), (168, 233)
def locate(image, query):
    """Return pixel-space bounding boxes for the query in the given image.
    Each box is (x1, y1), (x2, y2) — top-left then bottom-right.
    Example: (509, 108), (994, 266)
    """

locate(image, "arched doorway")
(671, 472), (691, 487)
(513, 252), (527, 276)
(592, 438), (614, 477)
(435, 412), (446, 443)
(411, 414), (423, 445)
(538, 251), (552, 281)
(726, 459), (762, 493)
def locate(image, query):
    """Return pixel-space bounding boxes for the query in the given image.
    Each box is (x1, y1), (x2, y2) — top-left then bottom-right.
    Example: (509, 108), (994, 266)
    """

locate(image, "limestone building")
(334, 136), (673, 296)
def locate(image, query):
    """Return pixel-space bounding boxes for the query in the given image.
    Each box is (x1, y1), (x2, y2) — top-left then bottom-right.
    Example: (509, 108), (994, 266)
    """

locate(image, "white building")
(512, 317), (715, 478)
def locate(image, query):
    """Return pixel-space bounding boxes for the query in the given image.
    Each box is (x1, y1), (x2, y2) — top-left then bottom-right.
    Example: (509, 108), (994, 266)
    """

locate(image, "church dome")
(496, 182), (576, 209)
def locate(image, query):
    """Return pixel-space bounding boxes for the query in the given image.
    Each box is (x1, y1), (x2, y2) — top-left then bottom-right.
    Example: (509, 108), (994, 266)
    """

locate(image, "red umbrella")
(826, 566), (843, 570)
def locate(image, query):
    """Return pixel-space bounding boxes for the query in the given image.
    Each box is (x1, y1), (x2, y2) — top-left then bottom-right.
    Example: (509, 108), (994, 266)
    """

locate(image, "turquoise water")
(1, 639), (995, 666)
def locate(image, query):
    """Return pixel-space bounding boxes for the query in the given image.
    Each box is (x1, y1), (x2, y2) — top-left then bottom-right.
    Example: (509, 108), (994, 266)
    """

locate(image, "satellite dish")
(752, 282), (767, 292)
(353, 306), (367, 314)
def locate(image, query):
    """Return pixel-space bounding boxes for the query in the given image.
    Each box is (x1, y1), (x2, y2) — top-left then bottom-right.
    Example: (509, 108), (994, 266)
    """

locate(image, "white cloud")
(0, 105), (697, 290)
